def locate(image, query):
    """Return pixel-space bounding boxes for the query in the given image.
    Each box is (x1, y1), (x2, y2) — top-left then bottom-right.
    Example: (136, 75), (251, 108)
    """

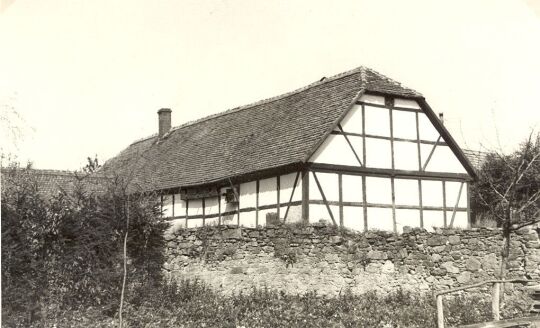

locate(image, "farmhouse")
(102, 66), (476, 233)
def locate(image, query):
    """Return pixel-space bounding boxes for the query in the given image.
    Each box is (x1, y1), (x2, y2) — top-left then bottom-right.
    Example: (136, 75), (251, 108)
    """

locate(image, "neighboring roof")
(462, 149), (489, 170)
(101, 66), (427, 191)
(1, 168), (107, 198)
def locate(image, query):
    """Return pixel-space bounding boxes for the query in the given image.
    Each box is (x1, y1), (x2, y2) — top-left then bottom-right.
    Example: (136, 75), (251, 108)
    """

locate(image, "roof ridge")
(129, 66), (368, 146)
(1, 168), (110, 179)
(363, 67), (420, 94)
(0, 168), (77, 175)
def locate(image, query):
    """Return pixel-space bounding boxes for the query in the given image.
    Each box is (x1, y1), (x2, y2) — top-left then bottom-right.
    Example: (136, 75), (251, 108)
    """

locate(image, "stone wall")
(163, 224), (540, 295)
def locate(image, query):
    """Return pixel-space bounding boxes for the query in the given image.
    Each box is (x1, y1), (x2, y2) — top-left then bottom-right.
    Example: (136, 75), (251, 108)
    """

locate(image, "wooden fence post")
(492, 282), (500, 321)
(437, 294), (444, 328)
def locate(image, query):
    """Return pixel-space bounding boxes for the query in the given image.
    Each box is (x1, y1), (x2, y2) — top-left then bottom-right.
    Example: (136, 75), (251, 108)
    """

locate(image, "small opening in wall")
(225, 188), (238, 204)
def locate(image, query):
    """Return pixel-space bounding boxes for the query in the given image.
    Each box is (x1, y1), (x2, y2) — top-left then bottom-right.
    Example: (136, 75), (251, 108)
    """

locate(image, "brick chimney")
(157, 108), (172, 138)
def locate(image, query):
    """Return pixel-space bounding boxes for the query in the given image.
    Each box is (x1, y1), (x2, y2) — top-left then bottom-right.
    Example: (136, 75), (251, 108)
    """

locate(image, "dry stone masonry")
(163, 225), (540, 296)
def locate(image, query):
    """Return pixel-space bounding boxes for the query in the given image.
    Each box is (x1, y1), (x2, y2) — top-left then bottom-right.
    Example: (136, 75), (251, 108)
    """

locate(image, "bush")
(50, 280), (528, 328)
(1, 164), (168, 326)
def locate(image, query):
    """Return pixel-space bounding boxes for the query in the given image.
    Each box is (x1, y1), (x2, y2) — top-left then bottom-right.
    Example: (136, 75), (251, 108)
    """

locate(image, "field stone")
(441, 261), (459, 274)
(466, 258), (482, 272)
(449, 235), (461, 245)
(457, 271), (471, 284)
(367, 250), (387, 260)
(427, 235), (447, 246)
(381, 260), (395, 273)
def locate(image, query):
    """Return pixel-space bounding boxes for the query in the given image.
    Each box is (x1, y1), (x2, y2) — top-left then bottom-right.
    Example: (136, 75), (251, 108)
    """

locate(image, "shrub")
(1, 164), (167, 326)
(119, 281), (528, 328)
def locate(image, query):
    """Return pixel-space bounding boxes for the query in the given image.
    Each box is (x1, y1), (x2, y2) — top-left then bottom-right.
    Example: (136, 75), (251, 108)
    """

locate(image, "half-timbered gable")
(307, 93), (472, 232)
(102, 66), (475, 233)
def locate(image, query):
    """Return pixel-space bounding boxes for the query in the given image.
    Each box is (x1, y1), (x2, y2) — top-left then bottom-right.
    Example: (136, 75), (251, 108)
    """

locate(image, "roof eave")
(415, 97), (478, 181)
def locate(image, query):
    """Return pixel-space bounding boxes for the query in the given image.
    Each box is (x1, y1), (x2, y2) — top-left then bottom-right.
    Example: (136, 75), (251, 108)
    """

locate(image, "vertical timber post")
(301, 169), (309, 223)
(338, 173), (343, 227)
(255, 180), (259, 227)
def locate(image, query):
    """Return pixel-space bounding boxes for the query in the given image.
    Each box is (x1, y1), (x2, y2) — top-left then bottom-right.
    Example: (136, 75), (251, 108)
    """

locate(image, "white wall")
(308, 173), (469, 233)
(343, 206), (364, 231)
(309, 94), (469, 175)
(310, 134), (360, 166)
(280, 172), (302, 203)
(259, 177), (277, 206)
(161, 171), (302, 229)
(239, 181), (257, 209)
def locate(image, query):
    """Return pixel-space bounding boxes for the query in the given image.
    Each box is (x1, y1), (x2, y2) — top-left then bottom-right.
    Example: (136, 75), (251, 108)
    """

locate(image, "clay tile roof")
(1, 168), (108, 198)
(462, 149), (489, 171)
(101, 66), (422, 191)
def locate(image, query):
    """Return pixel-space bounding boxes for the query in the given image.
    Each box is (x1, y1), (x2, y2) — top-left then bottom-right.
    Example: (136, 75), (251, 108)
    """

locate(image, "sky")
(1, 0), (540, 170)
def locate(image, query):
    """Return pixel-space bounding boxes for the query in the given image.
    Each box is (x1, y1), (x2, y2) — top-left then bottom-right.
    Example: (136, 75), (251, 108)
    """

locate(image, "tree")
(471, 132), (540, 279)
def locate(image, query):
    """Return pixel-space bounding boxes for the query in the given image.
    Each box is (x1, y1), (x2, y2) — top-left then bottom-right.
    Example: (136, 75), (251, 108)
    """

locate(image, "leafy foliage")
(1, 163), (168, 326)
(16, 279), (527, 328)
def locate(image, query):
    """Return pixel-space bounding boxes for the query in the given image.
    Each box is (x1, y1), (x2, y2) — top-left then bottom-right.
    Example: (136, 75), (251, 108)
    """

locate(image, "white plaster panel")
(279, 172), (301, 204)
(309, 172), (323, 201)
(219, 187), (227, 210)
(221, 201), (238, 218)
(259, 177), (277, 206)
(282, 205), (302, 223)
(445, 181), (467, 208)
(342, 174), (363, 202)
(422, 145), (467, 174)
(364, 105), (391, 137)
(162, 195), (173, 218)
(258, 209), (277, 226)
(309, 204), (338, 225)
(343, 206), (364, 232)
(188, 199), (203, 217)
(187, 218), (204, 228)
(394, 178), (419, 206)
(240, 181), (257, 209)
(394, 141), (419, 171)
(365, 138), (392, 169)
(395, 209), (421, 233)
(221, 212), (238, 225)
(173, 193), (186, 217)
(394, 98), (420, 109)
(366, 207), (393, 232)
(310, 134), (360, 166)
(349, 135), (364, 164)
(315, 172), (339, 202)
(205, 197), (219, 215)
(205, 217), (219, 226)
(418, 114), (440, 141)
(340, 104), (363, 133)
(421, 180), (444, 207)
(239, 210), (257, 228)
(392, 110), (418, 140)
(423, 210), (445, 232)
(166, 218), (186, 234)
(359, 94), (385, 105)
(448, 211), (468, 229)
(366, 176), (392, 204)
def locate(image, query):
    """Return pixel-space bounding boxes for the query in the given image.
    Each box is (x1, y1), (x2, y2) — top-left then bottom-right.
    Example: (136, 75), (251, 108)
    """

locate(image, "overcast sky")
(1, 0), (539, 170)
